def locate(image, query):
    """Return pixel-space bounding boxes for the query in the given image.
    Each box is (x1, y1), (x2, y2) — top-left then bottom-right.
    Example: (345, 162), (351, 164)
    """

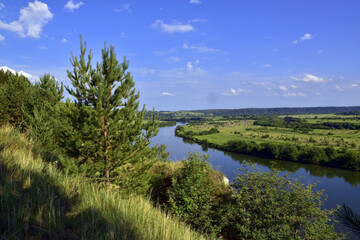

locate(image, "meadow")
(175, 114), (360, 170)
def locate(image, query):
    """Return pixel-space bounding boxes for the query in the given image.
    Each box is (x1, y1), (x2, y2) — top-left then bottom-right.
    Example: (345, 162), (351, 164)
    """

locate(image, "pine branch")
(336, 203), (360, 236)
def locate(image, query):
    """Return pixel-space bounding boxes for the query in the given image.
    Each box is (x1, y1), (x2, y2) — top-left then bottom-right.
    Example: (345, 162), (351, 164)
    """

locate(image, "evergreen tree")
(65, 37), (159, 187)
(22, 74), (64, 150)
(0, 70), (33, 128)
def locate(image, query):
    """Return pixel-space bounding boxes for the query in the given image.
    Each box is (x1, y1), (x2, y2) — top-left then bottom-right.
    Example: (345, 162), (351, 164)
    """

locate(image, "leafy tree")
(222, 169), (343, 239)
(65, 37), (159, 187)
(166, 153), (228, 237)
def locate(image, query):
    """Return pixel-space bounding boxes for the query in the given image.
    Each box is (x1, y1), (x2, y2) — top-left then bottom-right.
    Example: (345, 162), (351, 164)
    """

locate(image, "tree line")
(254, 116), (360, 131)
(176, 125), (360, 171)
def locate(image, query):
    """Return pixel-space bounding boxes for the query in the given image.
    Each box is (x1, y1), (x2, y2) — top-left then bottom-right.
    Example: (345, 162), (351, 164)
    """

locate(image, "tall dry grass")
(0, 125), (205, 240)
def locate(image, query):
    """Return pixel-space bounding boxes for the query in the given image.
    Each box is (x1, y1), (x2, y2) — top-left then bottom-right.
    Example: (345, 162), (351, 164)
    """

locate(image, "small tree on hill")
(65, 37), (158, 187)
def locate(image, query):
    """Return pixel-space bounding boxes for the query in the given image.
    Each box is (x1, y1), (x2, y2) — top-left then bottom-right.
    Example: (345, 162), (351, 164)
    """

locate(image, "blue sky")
(0, 0), (359, 110)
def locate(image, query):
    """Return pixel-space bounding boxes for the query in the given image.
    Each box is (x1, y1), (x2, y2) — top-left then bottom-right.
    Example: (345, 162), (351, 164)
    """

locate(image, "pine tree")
(65, 37), (159, 187)
(0, 70), (33, 128)
(22, 74), (64, 150)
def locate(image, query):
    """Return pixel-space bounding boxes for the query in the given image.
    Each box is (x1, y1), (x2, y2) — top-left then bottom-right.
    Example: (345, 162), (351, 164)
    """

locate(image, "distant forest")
(156, 106), (360, 119)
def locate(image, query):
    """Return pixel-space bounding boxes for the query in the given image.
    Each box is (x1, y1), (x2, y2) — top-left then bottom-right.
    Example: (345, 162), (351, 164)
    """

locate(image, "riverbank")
(174, 117), (360, 172)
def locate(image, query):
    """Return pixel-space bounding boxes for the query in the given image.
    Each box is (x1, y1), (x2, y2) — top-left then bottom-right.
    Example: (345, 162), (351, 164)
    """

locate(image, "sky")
(0, 0), (359, 111)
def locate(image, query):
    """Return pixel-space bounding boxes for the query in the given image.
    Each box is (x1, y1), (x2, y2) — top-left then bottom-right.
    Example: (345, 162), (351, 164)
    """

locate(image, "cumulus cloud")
(161, 92), (175, 96)
(114, 4), (131, 13)
(0, 34), (4, 41)
(283, 92), (306, 97)
(64, 0), (83, 12)
(152, 20), (194, 33)
(293, 33), (313, 44)
(223, 88), (251, 96)
(279, 85), (288, 91)
(183, 43), (219, 53)
(0, 0), (53, 39)
(291, 84), (298, 89)
(169, 56), (181, 62)
(190, 0), (201, 4)
(186, 61), (193, 71)
(0, 3), (4, 10)
(350, 83), (358, 88)
(335, 85), (344, 91)
(291, 74), (325, 83)
(61, 38), (68, 43)
(0, 66), (37, 82)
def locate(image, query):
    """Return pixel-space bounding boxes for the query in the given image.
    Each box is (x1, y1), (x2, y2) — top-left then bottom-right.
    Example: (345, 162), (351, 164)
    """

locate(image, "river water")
(149, 123), (360, 235)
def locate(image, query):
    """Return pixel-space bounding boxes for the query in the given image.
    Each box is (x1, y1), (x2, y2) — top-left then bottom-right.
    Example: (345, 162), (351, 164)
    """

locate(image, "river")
(149, 123), (360, 237)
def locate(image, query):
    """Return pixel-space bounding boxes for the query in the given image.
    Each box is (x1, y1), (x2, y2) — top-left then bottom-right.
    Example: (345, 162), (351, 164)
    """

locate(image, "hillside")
(0, 125), (205, 240)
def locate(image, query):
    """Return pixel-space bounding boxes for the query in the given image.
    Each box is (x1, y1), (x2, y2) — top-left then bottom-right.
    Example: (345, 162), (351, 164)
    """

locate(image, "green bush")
(166, 153), (229, 237)
(222, 169), (343, 239)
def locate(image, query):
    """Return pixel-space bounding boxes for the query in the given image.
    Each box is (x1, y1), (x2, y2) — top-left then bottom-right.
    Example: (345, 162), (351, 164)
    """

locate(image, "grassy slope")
(0, 126), (205, 240)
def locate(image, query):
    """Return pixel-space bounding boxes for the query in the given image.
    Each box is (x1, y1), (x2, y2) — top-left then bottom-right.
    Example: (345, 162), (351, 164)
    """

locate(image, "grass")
(183, 115), (360, 152)
(0, 125), (205, 240)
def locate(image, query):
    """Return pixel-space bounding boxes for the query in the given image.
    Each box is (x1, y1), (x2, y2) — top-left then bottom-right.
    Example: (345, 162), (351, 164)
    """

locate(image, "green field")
(175, 114), (360, 171)
(182, 117), (360, 152)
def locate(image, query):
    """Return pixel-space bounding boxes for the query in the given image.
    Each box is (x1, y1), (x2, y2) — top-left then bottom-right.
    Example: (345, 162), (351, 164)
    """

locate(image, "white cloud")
(335, 85), (344, 91)
(161, 92), (175, 96)
(132, 68), (155, 75)
(169, 56), (181, 62)
(279, 85), (288, 91)
(183, 43), (219, 53)
(114, 4), (131, 13)
(291, 84), (298, 89)
(350, 83), (358, 88)
(293, 33), (313, 44)
(38, 46), (47, 50)
(291, 74), (325, 83)
(64, 0), (83, 12)
(152, 20), (195, 33)
(186, 61), (193, 71)
(190, 19), (207, 23)
(0, 34), (4, 41)
(190, 0), (201, 4)
(0, 0), (53, 39)
(263, 64), (271, 68)
(283, 92), (306, 97)
(0, 3), (4, 10)
(0, 66), (37, 82)
(223, 88), (251, 96)
(61, 38), (68, 43)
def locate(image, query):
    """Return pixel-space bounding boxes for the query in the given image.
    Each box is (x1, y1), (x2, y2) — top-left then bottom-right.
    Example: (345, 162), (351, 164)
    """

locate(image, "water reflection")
(224, 151), (360, 186)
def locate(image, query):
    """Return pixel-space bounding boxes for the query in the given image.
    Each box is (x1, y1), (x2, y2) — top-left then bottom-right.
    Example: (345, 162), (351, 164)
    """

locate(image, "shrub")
(221, 169), (343, 239)
(166, 153), (229, 237)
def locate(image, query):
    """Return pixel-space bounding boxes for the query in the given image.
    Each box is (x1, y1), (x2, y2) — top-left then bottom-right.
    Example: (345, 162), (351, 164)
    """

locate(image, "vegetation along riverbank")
(175, 114), (360, 171)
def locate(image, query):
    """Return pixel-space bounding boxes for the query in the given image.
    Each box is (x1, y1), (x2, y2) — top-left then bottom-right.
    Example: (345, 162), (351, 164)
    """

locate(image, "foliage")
(0, 125), (205, 240)
(166, 153), (229, 237)
(64, 37), (159, 187)
(336, 203), (360, 237)
(0, 70), (33, 128)
(222, 169), (343, 239)
(22, 74), (64, 151)
(176, 120), (360, 171)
